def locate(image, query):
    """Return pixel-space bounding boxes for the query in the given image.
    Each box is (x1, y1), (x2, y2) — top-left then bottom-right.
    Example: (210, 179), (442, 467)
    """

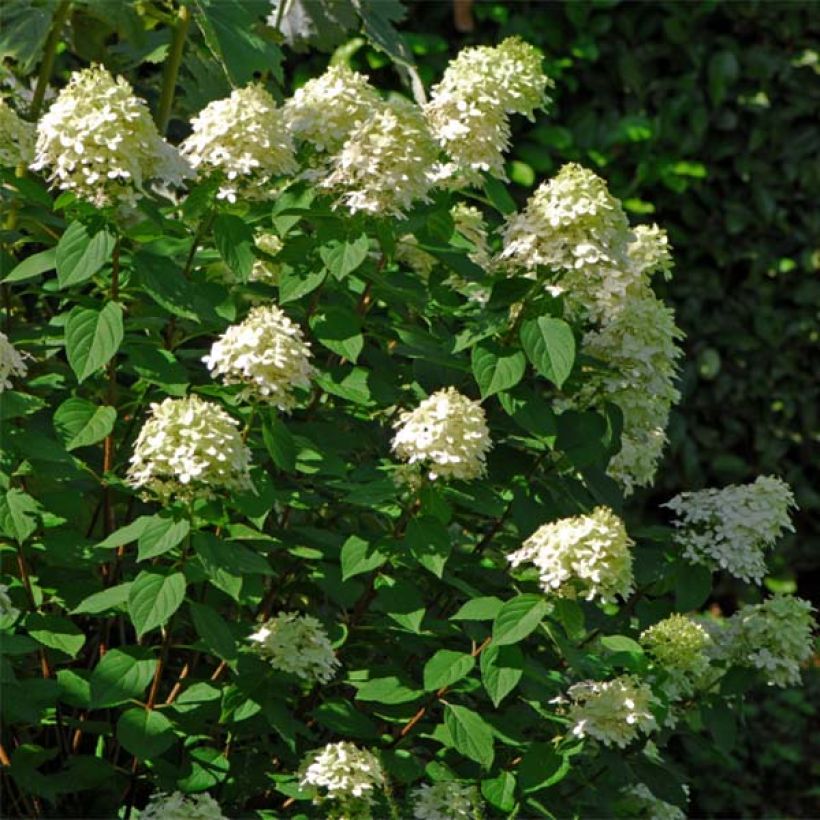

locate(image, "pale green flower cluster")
(664, 475), (796, 583)
(412, 781), (481, 819)
(392, 387), (492, 481)
(202, 304), (314, 410)
(180, 84), (296, 203)
(299, 741), (384, 807)
(641, 614), (712, 698)
(31, 65), (189, 207)
(137, 791), (225, 820)
(567, 675), (657, 748)
(0, 98), (35, 167)
(248, 611), (339, 684)
(322, 97), (439, 216)
(0, 331), (28, 393)
(284, 64), (381, 153)
(712, 595), (815, 687)
(426, 37), (552, 183)
(624, 783), (687, 820)
(250, 232), (284, 285)
(127, 395), (252, 501)
(508, 506), (634, 603)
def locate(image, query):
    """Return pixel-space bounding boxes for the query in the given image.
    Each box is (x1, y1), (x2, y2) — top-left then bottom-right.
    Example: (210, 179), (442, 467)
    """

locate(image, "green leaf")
(492, 594), (549, 646)
(278, 267), (326, 304)
(520, 317), (576, 388)
(708, 50), (739, 107)
(404, 515), (451, 578)
(471, 341), (526, 399)
(189, 601), (237, 661)
(262, 416), (296, 472)
(484, 175), (517, 214)
(423, 650), (475, 691)
(26, 614), (86, 658)
(450, 596), (504, 621)
(213, 213), (254, 281)
(312, 699), (380, 739)
(89, 647), (157, 708)
(53, 398), (116, 451)
(555, 410), (607, 468)
(56, 222), (115, 289)
(128, 571), (186, 638)
(3, 248), (56, 284)
(553, 598), (585, 641)
(310, 307), (364, 362)
(0, 488), (39, 543)
(340, 535), (387, 581)
(355, 676), (423, 705)
(72, 583), (132, 615)
(96, 516), (155, 550)
(444, 704), (495, 768)
(137, 516), (190, 562)
(134, 252), (200, 321)
(599, 635), (644, 655)
(480, 643), (523, 707)
(517, 742), (571, 792)
(116, 707), (174, 760)
(675, 562), (712, 611)
(481, 771), (516, 812)
(319, 234), (369, 280)
(65, 302), (124, 383)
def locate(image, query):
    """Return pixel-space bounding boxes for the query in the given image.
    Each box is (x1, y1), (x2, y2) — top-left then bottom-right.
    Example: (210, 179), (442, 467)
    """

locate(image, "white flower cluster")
(299, 741), (384, 804)
(508, 507), (634, 603)
(137, 791), (225, 820)
(0, 98), (35, 167)
(623, 783), (687, 820)
(641, 614), (712, 698)
(248, 612), (339, 684)
(412, 781), (481, 820)
(284, 64), (381, 153)
(127, 395), (252, 501)
(250, 232), (284, 285)
(451, 202), (492, 270)
(322, 97), (439, 217)
(712, 595), (815, 688)
(426, 37), (552, 183)
(0, 332), (28, 393)
(567, 675), (658, 748)
(664, 475), (796, 583)
(181, 84), (296, 203)
(203, 304), (314, 411)
(0, 584), (20, 623)
(392, 387), (491, 481)
(31, 65), (189, 208)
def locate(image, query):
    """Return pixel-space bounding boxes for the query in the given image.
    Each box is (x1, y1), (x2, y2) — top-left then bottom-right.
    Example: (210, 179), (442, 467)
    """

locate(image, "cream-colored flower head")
(392, 387), (491, 481)
(137, 791), (226, 820)
(508, 507), (634, 603)
(664, 475), (796, 583)
(711, 595), (815, 688)
(426, 37), (552, 183)
(249, 232), (284, 285)
(322, 97), (439, 217)
(624, 783), (687, 820)
(299, 741), (384, 804)
(31, 65), (190, 208)
(412, 781), (481, 820)
(566, 675), (657, 748)
(0, 99), (35, 167)
(127, 395), (252, 501)
(248, 612), (339, 684)
(0, 332), (29, 393)
(641, 614), (711, 698)
(202, 305), (314, 410)
(180, 84), (296, 203)
(284, 64), (381, 153)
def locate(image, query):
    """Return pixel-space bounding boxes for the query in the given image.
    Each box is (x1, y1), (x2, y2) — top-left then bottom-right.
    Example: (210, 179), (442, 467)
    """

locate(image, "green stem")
(29, 0), (71, 121)
(155, 3), (191, 134)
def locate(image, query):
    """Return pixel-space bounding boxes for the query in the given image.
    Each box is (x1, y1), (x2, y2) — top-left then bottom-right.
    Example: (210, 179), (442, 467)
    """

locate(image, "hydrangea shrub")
(0, 13), (816, 820)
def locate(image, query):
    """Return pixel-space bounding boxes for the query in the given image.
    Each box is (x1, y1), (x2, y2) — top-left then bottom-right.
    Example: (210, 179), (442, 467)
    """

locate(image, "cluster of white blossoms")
(426, 37), (552, 182)
(0, 99), (35, 167)
(180, 84), (296, 203)
(508, 507), (634, 603)
(250, 232), (284, 285)
(248, 612), (339, 684)
(0, 331), (29, 393)
(127, 395), (252, 500)
(411, 781), (481, 820)
(31, 65), (189, 208)
(663, 475), (796, 583)
(137, 791), (225, 820)
(392, 387), (491, 481)
(641, 614), (712, 698)
(299, 742), (384, 805)
(284, 64), (381, 153)
(203, 304), (314, 410)
(623, 783), (687, 820)
(322, 97), (439, 216)
(566, 675), (658, 748)
(711, 595), (815, 688)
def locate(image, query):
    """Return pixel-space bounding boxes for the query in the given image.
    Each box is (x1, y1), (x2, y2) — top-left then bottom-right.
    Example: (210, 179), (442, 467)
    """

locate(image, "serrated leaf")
(262, 416), (296, 471)
(189, 601), (237, 661)
(56, 222), (115, 289)
(404, 515), (451, 578)
(520, 317), (575, 388)
(675, 562), (712, 611)
(354, 676), (422, 704)
(53, 398), (116, 451)
(471, 341), (526, 398)
(128, 571), (186, 638)
(492, 594), (549, 646)
(116, 707), (174, 760)
(137, 516), (190, 561)
(72, 583), (132, 615)
(481, 771), (516, 812)
(599, 635), (644, 655)
(0, 488), (39, 543)
(213, 213), (254, 281)
(89, 647), (156, 708)
(96, 516), (155, 550)
(65, 302), (124, 383)
(134, 252), (200, 321)
(444, 704), (494, 768)
(310, 307), (364, 363)
(319, 234), (369, 280)
(423, 650), (475, 691)
(517, 742), (571, 792)
(3, 248), (56, 284)
(26, 614), (86, 658)
(450, 597), (504, 621)
(278, 267), (326, 304)
(480, 643), (523, 707)
(340, 535), (387, 581)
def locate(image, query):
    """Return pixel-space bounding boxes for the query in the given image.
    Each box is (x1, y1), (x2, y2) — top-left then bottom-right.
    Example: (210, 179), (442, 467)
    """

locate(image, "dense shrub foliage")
(0, 3), (816, 819)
